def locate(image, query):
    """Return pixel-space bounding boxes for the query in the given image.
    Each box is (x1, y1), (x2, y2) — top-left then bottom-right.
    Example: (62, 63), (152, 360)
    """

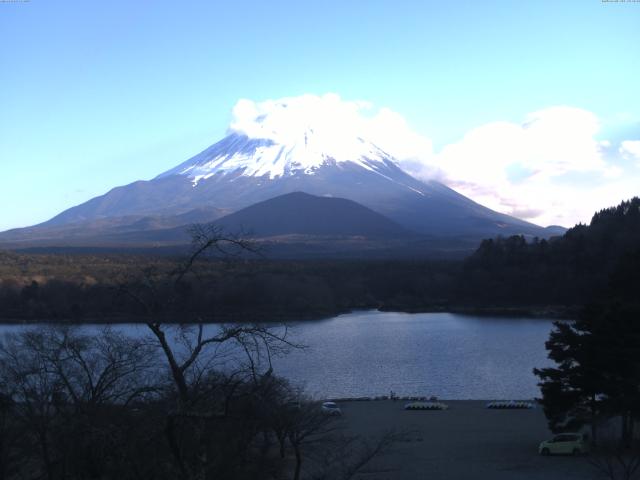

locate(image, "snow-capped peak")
(157, 94), (399, 183)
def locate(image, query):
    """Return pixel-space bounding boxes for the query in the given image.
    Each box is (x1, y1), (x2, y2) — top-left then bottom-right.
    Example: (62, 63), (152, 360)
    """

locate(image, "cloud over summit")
(226, 94), (638, 228)
(228, 93), (433, 162)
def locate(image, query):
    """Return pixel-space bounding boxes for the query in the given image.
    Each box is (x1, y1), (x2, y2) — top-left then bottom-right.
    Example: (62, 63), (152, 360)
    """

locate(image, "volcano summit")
(0, 96), (560, 254)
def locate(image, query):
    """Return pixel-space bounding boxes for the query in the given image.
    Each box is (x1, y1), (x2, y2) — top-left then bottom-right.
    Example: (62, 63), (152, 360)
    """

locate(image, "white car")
(539, 433), (590, 455)
(321, 401), (342, 416)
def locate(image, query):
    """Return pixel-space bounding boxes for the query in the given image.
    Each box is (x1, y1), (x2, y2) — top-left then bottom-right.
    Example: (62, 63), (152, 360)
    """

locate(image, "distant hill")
(213, 192), (413, 239)
(0, 192), (478, 259)
(0, 207), (225, 247)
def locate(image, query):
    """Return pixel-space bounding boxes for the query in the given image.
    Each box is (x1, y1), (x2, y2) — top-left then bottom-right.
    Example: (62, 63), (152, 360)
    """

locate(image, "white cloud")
(429, 106), (606, 182)
(400, 106), (638, 227)
(228, 93), (433, 162)
(620, 140), (640, 163)
(228, 94), (638, 228)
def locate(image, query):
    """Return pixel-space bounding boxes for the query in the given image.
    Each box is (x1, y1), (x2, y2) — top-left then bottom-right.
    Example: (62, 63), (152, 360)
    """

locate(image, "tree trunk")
(293, 443), (302, 480)
(165, 415), (189, 479)
(0, 434), (5, 480)
(260, 430), (271, 457)
(147, 324), (190, 403)
(621, 412), (631, 449)
(590, 396), (598, 447)
(38, 430), (54, 480)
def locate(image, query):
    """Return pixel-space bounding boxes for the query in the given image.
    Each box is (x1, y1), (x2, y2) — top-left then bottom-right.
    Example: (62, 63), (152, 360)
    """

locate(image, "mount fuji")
(0, 100), (561, 254)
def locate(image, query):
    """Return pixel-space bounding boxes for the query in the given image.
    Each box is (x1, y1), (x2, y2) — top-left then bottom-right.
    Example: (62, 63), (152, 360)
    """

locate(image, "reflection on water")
(273, 311), (555, 399)
(0, 310), (556, 400)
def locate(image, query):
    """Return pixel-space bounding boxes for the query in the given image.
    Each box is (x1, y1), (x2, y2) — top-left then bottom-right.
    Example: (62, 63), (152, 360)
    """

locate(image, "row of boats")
(404, 400), (535, 410)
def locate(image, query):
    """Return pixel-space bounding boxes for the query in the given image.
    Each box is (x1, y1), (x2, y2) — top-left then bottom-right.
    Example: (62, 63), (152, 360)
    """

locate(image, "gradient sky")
(1, 0), (639, 230)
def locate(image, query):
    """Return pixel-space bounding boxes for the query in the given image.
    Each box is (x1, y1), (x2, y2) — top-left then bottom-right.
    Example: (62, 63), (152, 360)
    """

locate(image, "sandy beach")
(336, 400), (600, 480)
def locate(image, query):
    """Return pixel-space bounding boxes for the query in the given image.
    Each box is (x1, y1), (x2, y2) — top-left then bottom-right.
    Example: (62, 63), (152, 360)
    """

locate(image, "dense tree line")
(534, 246), (640, 453)
(460, 197), (640, 307)
(0, 259), (459, 322)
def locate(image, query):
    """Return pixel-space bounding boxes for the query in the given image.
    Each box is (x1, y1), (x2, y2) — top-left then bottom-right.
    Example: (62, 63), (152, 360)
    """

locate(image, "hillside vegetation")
(460, 197), (640, 307)
(0, 198), (638, 322)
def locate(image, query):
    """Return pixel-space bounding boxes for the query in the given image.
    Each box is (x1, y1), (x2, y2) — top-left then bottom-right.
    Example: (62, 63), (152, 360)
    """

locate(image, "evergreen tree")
(535, 249), (640, 446)
(534, 315), (605, 443)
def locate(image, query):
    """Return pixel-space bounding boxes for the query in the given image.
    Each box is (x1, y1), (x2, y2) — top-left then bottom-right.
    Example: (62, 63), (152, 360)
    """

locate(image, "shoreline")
(0, 304), (577, 324)
(327, 396), (539, 403)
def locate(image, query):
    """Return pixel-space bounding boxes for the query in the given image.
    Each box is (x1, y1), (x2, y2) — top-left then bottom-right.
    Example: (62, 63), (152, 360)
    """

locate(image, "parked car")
(539, 433), (589, 455)
(321, 401), (342, 416)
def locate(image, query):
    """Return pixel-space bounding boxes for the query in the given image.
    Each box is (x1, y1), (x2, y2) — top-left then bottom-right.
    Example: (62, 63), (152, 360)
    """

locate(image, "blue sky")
(1, 0), (639, 230)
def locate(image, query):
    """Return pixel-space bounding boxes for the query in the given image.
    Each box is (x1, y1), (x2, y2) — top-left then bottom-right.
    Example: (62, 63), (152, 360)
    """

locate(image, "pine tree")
(534, 316), (605, 443)
(534, 248), (640, 446)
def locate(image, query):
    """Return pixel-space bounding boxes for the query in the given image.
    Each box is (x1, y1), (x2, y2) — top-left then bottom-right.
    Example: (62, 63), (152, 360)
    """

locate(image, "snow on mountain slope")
(0, 95), (559, 245)
(157, 95), (407, 183)
(157, 132), (398, 183)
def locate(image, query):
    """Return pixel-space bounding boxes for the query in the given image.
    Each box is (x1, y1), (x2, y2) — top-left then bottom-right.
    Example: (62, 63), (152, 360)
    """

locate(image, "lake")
(0, 310), (557, 400)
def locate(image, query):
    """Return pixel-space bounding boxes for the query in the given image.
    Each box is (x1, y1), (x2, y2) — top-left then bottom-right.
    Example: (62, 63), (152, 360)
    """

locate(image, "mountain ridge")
(0, 113), (565, 252)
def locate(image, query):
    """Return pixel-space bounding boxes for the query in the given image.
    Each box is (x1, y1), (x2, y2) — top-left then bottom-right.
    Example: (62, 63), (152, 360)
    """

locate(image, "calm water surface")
(275, 311), (555, 399)
(0, 310), (556, 400)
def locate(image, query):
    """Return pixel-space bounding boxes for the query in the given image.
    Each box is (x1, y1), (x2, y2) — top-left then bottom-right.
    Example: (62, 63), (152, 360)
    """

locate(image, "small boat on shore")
(486, 400), (534, 409)
(404, 401), (449, 410)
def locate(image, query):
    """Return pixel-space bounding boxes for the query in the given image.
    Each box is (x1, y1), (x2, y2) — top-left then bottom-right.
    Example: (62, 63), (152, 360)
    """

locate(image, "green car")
(539, 433), (589, 456)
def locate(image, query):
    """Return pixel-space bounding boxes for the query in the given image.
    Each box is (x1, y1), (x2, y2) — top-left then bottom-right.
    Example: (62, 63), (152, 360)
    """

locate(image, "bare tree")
(0, 226), (401, 480)
(0, 391), (21, 480)
(0, 326), (161, 480)
(0, 329), (69, 480)
(120, 224), (298, 404)
(589, 425), (640, 480)
(118, 225), (306, 480)
(15, 327), (158, 408)
(590, 449), (640, 480)
(275, 397), (406, 480)
(284, 401), (338, 480)
(309, 429), (407, 480)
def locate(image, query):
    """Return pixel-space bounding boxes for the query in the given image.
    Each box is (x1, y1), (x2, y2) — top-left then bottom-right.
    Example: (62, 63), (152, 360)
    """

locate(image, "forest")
(0, 197), (638, 323)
